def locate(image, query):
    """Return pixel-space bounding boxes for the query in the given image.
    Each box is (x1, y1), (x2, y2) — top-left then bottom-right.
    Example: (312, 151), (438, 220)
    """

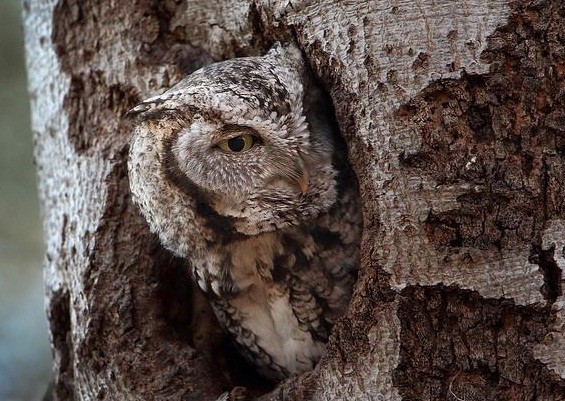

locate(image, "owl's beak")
(293, 156), (309, 195)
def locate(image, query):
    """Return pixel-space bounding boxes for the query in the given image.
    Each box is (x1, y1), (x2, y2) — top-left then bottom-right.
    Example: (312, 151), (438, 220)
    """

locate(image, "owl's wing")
(210, 297), (289, 380)
(276, 225), (358, 343)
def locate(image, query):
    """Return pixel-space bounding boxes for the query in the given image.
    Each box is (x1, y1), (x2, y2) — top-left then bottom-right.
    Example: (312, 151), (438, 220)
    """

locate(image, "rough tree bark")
(24, 0), (564, 400)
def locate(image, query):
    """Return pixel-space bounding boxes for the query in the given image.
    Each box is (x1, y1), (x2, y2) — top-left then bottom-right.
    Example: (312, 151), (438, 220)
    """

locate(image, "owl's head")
(128, 44), (339, 248)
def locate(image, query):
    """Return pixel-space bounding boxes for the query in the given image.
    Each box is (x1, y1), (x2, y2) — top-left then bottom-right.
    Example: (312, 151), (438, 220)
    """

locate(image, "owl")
(127, 43), (361, 380)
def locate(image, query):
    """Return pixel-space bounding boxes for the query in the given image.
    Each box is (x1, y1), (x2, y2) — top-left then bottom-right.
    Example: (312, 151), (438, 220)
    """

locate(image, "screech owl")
(127, 43), (361, 380)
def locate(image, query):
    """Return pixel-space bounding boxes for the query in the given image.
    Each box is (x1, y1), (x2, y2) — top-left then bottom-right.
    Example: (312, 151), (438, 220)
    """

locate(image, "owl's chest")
(192, 233), (324, 377)
(192, 232), (283, 297)
(222, 278), (322, 377)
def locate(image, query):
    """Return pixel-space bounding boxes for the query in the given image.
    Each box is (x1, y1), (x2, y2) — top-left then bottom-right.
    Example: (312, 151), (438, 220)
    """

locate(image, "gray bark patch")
(63, 72), (139, 154)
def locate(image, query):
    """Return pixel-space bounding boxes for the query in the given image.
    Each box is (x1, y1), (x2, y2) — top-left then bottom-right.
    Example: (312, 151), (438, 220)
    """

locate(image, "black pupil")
(228, 136), (246, 152)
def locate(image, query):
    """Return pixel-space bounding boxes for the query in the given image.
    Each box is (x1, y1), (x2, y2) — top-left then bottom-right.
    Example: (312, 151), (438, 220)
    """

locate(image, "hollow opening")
(135, 60), (362, 398)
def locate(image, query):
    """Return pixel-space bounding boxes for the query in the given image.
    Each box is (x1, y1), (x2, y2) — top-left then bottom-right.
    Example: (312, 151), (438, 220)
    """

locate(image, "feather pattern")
(128, 43), (361, 380)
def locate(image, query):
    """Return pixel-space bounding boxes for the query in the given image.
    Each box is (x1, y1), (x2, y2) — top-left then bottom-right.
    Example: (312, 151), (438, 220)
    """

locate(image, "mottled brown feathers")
(128, 43), (361, 380)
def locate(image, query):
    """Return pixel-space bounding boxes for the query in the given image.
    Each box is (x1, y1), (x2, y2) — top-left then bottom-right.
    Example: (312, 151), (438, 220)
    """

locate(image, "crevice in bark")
(248, 1), (295, 50)
(246, 3), (278, 55)
(151, 245), (194, 344)
(49, 288), (75, 401)
(529, 244), (563, 303)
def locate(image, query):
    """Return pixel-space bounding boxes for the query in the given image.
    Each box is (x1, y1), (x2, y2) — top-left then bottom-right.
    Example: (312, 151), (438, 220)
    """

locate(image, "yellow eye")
(217, 134), (256, 153)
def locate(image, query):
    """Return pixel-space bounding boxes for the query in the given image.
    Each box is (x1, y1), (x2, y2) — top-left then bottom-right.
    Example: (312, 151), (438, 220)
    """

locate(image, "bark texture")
(24, 0), (564, 400)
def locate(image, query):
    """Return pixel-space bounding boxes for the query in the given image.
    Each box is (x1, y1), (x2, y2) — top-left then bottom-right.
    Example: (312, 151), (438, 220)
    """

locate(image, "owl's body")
(128, 44), (361, 380)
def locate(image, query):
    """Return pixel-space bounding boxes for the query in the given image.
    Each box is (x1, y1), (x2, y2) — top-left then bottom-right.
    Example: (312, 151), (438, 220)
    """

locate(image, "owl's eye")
(217, 134), (256, 153)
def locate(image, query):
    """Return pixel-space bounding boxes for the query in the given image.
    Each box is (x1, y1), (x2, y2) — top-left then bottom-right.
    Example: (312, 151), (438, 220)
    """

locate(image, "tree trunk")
(24, 0), (564, 400)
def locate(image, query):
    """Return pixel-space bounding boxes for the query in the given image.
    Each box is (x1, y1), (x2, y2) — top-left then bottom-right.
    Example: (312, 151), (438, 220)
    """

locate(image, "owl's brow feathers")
(126, 56), (297, 125)
(125, 102), (212, 124)
(196, 60), (294, 116)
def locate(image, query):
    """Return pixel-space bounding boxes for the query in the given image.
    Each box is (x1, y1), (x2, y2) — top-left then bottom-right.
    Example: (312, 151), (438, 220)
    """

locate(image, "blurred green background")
(0, 1), (52, 400)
